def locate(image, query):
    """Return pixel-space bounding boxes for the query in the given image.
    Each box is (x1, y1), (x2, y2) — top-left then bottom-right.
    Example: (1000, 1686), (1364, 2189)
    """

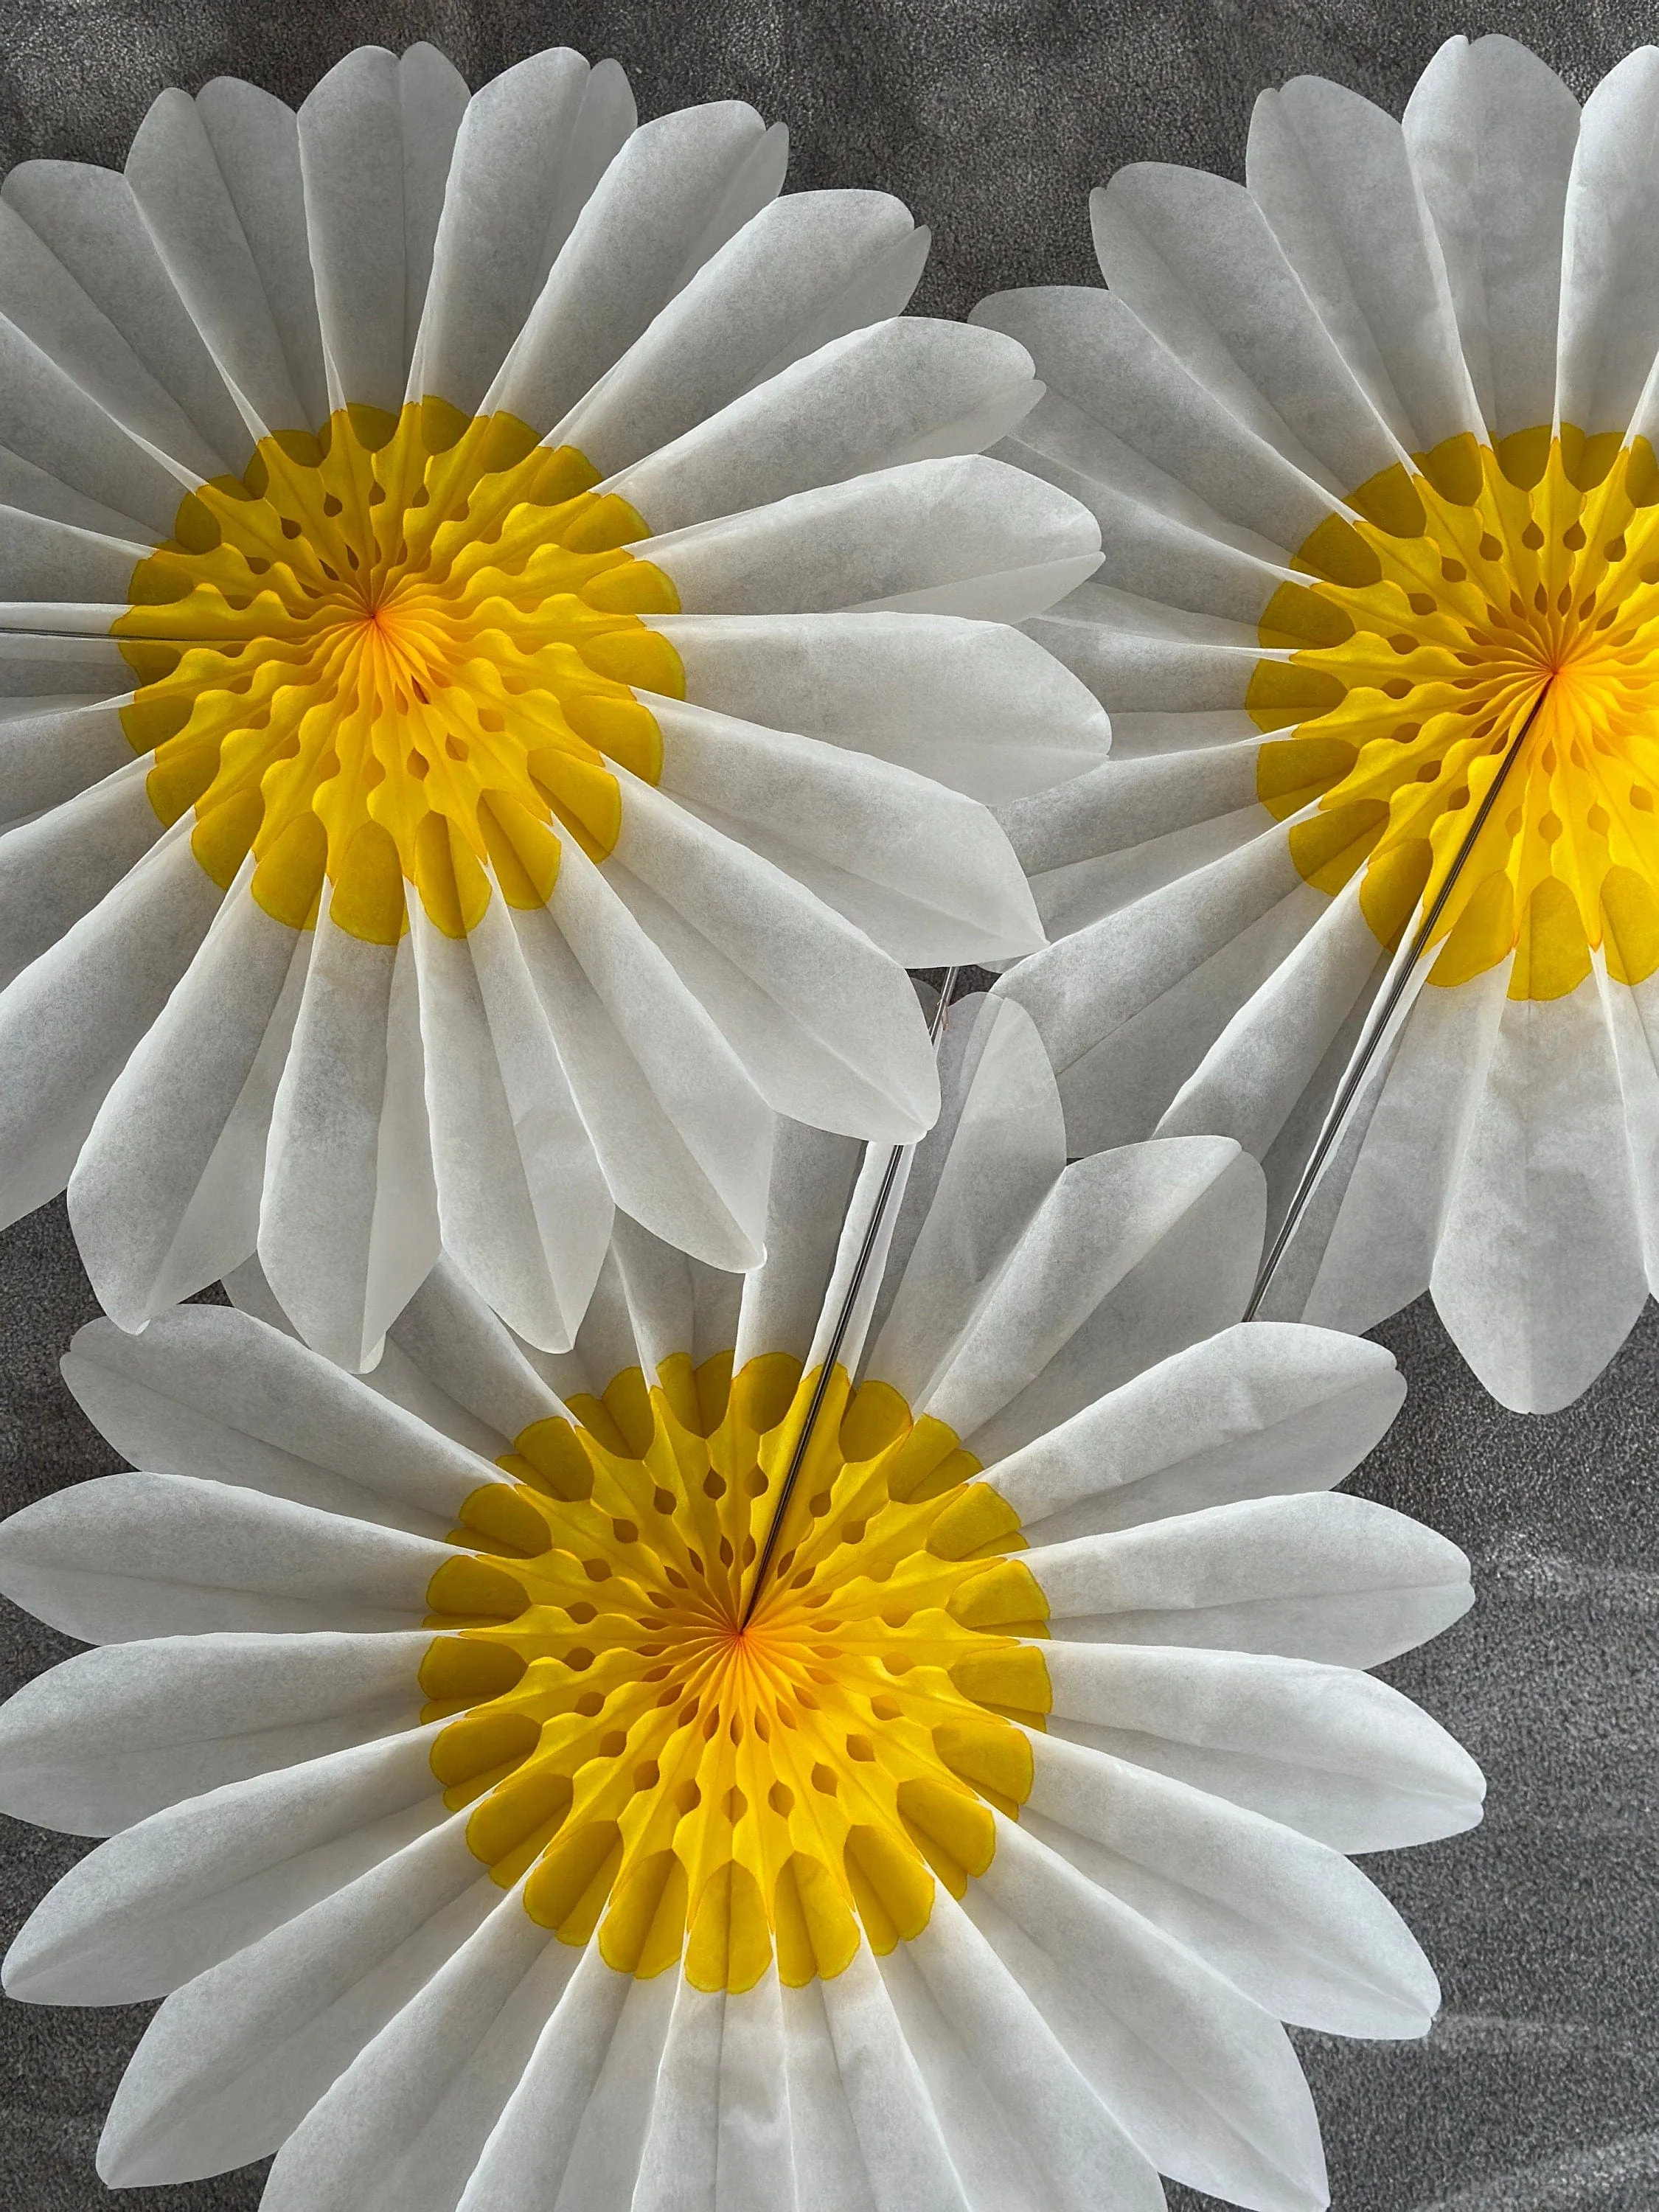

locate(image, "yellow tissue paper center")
(114, 400), (684, 944)
(417, 1353), (1051, 1993)
(1251, 429), (1659, 1000)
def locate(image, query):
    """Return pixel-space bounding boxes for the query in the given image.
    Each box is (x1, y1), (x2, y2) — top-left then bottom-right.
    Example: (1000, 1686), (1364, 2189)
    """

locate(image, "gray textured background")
(0, 4), (1655, 2208)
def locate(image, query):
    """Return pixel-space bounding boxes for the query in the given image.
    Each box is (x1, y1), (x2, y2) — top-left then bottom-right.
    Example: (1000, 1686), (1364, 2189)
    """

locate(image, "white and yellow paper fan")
(0, 38), (1106, 1370)
(0, 995), (1481, 2211)
(981, 34), (1659, 1411)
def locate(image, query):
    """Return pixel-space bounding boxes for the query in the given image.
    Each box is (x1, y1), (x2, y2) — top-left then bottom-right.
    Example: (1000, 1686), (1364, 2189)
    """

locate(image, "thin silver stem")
(1244, 682), (1549, 1322)
(739, 968), (959, 1628)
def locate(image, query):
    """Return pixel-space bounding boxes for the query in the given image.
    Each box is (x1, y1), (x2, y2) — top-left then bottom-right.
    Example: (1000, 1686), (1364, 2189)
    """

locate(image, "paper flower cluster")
(27, 22), (1659, 2212)
(0, 997), (1481, 2208)
(984, 32), (1659, 1412)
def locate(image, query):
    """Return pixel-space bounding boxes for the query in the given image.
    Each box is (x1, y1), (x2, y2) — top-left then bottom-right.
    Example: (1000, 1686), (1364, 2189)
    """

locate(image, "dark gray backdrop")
(0, 4), (1655, 2208)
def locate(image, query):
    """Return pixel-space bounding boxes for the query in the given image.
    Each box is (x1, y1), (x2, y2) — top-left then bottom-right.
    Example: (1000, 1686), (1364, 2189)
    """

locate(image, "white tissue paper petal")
(0, 990), (1481, 2210)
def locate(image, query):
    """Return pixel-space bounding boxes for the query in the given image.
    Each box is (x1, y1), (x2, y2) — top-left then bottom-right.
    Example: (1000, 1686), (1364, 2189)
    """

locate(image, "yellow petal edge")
(419, 1356), (1051, 1993)
(115, 400), (684, 943)
(1253, 428), (1659, 1000)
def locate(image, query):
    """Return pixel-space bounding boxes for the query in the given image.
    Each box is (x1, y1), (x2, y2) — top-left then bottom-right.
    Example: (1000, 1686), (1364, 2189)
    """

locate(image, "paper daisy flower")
(979, 33), (1659, 1411)
(0, 39), (1105, 1371)
(0, 995), (1481, 2211)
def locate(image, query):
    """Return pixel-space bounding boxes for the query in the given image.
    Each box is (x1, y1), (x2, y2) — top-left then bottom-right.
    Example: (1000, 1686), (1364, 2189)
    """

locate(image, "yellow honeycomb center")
(418, 1352), (1051, 1993)
(114, 400), (686, 945)
(1251, 430), (1659, 998)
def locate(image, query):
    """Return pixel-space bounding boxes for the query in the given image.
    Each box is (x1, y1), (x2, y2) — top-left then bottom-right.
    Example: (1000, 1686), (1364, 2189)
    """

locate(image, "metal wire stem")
(1245, 682), (1550, 1321)
(739, 968), (959, 1627)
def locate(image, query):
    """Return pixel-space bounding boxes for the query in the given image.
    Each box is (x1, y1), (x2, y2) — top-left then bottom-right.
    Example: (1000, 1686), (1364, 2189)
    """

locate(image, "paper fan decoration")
(0, 39), (1106, 1371)
(0, 994), (1481, 2212)
(978, 32), (1659, 1412)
